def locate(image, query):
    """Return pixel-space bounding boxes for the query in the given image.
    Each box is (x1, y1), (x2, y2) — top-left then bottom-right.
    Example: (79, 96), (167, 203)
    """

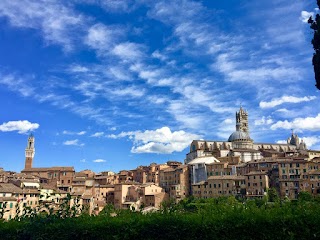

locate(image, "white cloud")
(109, 67), (131, 81)
(112, 42), (145, 61)
(260, 96), (316, 108)
(93, 159), (106, 163)
(62, 130), (86, 135)
(107, 126), (201, 154)
(276, 108), (290, 113)
(80, 159), (86, 162)
(301, 136), (320, 148)
(102, 0), (135, 12)
(215, 118), (236, 139)
(90, 132), (104, 137)
(167, 101), (205, 130)
(112, 86), (145, 98)
(223, 118), (233, 124)
(300, 11), (313, 23)
(83, 0), (135, 13)
(0, 0), (85, 50)
(0, 120), (39, 134)
(278, 137), (320, 149)
(215, 53), (302, 84)
(271, 114), (320, 131)
(152, 50), (167, 61)
(254, 116), (274, 126)
(69, 65), (89, 73)
(85, 23), (124, 54)
(109, 127), (117, 131)
(63, 139), (85, 146)
(0, 74), (35, 97)
(0, 72), (112, 125)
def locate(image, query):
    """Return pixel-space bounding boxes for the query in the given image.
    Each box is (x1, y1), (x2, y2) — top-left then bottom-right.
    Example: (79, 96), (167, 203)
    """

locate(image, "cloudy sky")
(0, 0), (319, 173)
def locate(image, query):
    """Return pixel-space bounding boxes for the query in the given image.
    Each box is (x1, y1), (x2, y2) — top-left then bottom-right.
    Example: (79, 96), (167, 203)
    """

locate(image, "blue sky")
(0, 0), (319, 173)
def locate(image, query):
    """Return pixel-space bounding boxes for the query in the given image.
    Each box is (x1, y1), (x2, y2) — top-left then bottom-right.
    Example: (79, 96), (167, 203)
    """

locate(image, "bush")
(2, 198), (320, 239)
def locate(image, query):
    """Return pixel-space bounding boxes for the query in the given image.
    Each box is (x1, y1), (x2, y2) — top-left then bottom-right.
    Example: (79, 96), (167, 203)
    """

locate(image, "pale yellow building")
(160, 165), (189, 202)
(192, 175), (245, 199)
(245, 171), (269, 197)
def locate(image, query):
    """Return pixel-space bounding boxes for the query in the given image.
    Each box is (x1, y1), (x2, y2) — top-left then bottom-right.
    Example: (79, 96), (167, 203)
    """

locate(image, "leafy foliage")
(1, 197), (320, 239)
(267, 188), (279, 202)
(308, 0), (320, 90)
(298, 191), (313, 202)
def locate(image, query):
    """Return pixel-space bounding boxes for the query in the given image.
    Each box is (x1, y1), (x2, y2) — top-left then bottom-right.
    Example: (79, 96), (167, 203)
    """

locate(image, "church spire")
(236, 106), (249, 133)
(25, 133), (35, 169)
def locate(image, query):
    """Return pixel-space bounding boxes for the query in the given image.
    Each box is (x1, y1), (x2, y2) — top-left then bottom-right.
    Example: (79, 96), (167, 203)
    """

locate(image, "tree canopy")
(308, 0), (320, 90)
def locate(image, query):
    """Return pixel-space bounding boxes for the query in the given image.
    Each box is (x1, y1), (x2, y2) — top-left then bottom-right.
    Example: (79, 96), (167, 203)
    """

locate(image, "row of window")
(0, 201), (40, 209)
(207, 172), (232, 176)
(247, 175), (264, 180)
(280, 163), (303, 168)
(194, 190), (234, 195)
(197, 183), (235, 189)
(282, 169), (305, 174)
(248, 182), (263, 187)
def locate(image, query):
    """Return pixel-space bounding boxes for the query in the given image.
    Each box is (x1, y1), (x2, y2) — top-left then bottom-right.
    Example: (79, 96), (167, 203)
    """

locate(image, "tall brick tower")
(25, 133), (35, 169)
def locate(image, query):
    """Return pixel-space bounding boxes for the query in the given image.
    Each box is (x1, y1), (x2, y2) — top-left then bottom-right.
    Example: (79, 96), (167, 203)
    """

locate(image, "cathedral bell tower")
(236, 106), (249, 133)
(25, 133), (35, 169)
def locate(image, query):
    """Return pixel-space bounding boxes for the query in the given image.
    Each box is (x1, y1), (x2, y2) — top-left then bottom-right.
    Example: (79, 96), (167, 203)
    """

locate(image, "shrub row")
(1, 200), (320, 240)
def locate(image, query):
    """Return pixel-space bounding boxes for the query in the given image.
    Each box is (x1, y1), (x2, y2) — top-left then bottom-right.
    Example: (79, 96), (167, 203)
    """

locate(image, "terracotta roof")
(208, 175), (245, 180)
(192, 181), (206, 185)
(74, 172), (87, 177)
(99, 184), (115, 188)
(41, 183), (57, 190)
(94, 176), (109, 179)
(22, 189), (40, 194)
(22, 167), (74, 172)
(247, 159), (278, 163)
(21, 179), (40, 183)
(244, 171), (268, 176)
(276, 158), (308, 163)
(0, 183), (23, 193)
(162, 168), (175, 172)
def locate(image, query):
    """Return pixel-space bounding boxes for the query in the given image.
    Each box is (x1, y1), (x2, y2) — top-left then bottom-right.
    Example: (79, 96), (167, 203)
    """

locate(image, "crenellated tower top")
(25, 133), (35, 169)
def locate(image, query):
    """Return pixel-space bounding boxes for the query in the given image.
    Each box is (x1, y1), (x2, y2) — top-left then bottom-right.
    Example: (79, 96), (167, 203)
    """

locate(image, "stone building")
(159, 164), (189, 202)
(192, 175), (245, 199)
(21, 135), (75, 192)
(186, 107), (307, 166)
(245, 171), (269, 197)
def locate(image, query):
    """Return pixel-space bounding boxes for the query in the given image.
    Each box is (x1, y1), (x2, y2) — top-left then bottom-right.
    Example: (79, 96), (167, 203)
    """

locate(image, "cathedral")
(185, 106), (307, 164)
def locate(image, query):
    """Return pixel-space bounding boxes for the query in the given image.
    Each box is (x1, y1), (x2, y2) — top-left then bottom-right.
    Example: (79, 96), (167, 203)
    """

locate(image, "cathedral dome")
(228, 130), (251, 142)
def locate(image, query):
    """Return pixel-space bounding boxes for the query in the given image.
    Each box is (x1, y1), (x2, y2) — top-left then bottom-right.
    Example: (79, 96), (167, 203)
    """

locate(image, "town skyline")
(0, 0), (320, 173)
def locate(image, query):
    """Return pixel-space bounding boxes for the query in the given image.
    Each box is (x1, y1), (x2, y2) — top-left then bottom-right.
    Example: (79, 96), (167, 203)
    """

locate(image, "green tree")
(298, 191), (313, 202)
(267, 188), (279, 202)
(308, 0), (320, 90)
